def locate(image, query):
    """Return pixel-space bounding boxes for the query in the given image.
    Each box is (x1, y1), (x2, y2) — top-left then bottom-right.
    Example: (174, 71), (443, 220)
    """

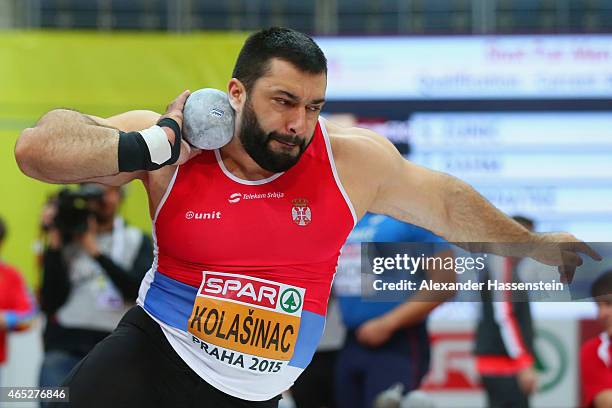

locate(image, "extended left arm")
(362, 131), (600, 274)
(373, 157), (532, 247)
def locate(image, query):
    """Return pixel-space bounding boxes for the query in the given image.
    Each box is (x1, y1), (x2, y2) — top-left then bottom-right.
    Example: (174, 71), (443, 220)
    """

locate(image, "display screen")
(318, 35), (612, 242)
(317, 35), (612, 100)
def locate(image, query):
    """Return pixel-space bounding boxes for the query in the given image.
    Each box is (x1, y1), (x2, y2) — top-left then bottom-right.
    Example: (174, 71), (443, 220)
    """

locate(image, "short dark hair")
(0, 216), (5, 243)
(592, 269), (612, 299)
(232, 27), (327, 92)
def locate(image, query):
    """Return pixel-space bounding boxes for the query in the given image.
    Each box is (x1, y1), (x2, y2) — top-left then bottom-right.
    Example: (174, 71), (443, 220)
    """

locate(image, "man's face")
(90, 186), (121, 224)
(233, 59), (327, 173)
(597, 299), (612, 335)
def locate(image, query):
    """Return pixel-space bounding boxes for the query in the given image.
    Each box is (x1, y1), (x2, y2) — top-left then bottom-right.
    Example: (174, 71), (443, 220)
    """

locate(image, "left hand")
(78, 216), (100, 257)
(356, 317), (395, 347)
(517, 366), (538, 395)
(529, 232), (602, 283)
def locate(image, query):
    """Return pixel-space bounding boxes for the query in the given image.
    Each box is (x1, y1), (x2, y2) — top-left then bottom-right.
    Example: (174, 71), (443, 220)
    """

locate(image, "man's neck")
(218, 137), (277, 181)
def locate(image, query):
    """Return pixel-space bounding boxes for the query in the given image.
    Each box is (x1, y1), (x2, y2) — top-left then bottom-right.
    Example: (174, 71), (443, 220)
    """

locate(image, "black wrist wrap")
(117, 117), (182, 172)
(157, 117), (182, 165)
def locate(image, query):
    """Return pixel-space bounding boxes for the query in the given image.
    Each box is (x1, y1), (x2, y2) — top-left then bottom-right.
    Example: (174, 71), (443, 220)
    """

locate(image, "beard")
(238, 100), (312, 173)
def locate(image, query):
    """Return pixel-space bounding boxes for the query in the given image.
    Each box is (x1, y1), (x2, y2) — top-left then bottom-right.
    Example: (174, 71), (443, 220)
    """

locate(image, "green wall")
(0, 31), (249, 287)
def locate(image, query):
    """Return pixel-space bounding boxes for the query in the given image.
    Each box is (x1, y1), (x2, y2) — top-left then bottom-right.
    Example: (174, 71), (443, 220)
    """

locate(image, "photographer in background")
(38, 184), (152, 391)
(0, 216), (36, 382)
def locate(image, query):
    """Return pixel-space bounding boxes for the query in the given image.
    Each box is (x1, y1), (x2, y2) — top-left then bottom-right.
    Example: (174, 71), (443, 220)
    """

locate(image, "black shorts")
(291, 350), (337, 408)
(54, 306), (281, 408)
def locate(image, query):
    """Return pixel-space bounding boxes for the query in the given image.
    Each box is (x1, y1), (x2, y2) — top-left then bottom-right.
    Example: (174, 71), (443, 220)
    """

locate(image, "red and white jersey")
(0, 262), (36, 363)
(580, 333), (612, 408)
(137, 117), (356, 401)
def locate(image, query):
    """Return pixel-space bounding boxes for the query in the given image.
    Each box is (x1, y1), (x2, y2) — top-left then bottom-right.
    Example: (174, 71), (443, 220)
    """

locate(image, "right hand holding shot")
(158, 90), (202, 166)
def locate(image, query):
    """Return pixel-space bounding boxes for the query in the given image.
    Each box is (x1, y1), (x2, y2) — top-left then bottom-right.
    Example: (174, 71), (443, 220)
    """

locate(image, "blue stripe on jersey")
(289, 310), (325, 369)
(145, 271), (325, 368)
(143, 271), (198, 331)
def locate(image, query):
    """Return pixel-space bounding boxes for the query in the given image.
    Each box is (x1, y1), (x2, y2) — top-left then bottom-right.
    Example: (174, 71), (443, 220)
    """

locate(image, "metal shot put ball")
(182, 88), (235, 150)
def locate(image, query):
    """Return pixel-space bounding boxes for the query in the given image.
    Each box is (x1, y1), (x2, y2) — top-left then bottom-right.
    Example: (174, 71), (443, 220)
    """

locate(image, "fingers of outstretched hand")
(567, 241), (603, 261)
(558, 264), (576, 284)
(562, 249), (583, 267)
(557, 250), (584, 283)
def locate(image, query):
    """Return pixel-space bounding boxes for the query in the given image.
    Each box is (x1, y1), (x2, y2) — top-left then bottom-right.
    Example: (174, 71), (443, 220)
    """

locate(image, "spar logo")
(291, 198), (311, 226)
(200, 274), (280, 309)
(280, 288), (302, 313)
(198, 272), (305, 315)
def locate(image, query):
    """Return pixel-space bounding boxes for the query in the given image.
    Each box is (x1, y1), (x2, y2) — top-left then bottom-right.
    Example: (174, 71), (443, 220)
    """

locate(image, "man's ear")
(228, 78), (246, 113)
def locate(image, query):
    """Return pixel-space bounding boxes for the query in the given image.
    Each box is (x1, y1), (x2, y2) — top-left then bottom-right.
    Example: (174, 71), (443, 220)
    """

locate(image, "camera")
(53, 184), (105, 243)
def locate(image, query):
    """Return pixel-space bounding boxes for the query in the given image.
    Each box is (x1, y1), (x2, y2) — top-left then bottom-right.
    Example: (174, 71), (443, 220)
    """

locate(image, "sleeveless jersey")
(137, 117), (356, 401)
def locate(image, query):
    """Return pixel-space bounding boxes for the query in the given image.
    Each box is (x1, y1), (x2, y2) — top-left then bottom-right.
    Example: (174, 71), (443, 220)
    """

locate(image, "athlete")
(333, 213), (453, 408)
(475, 216), (538, 408)
(14, 27), (599, 407)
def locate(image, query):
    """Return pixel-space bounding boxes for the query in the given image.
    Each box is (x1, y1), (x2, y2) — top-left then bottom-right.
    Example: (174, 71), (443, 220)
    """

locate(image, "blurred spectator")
(38, 184), (152, 391)
(0, 215), (36, 381)
(580, 269), (612, 408)
(474, 216), (537, 408)
(332, 213), (453, 408)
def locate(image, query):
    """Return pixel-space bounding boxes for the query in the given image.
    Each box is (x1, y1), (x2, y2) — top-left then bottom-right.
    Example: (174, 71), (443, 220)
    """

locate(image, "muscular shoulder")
(324, 118), (401, 178)
(322, 118), (403, 217)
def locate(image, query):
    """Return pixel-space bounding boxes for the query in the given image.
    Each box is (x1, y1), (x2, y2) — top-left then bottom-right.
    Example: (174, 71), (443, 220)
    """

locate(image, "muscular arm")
(335, 126), (599, 269)
(347, 130), (532, 250)
(380, 161), (533, 253)
(15, 109), (159, 184)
